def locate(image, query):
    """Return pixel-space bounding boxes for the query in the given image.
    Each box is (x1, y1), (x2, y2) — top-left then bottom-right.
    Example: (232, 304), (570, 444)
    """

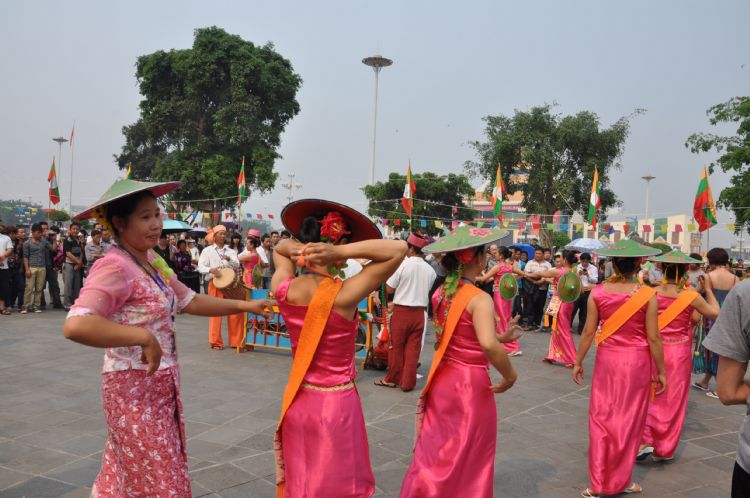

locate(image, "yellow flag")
(434, 220), (443, 228)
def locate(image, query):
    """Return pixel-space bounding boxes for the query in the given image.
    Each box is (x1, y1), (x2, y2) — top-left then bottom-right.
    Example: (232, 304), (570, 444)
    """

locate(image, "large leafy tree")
(686, 96), (750, 233)
(363, 172), (475, 235)
(465, 105), (635, 246)
(115, 27), (302, 210)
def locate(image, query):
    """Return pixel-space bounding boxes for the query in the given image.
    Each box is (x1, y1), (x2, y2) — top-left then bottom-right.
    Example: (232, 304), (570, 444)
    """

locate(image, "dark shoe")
(53, 304), (64, 309)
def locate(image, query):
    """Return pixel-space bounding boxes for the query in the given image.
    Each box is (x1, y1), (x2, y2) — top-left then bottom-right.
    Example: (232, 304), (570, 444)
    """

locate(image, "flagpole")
(68, 122), (75, 216)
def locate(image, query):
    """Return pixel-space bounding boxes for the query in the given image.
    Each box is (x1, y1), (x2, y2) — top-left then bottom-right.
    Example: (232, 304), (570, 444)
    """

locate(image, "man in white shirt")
(256, 234), (274, 289)
(377, 233), (436, 392)
(197, 224), (243, 349)
(0, 222), (13, 315)
(524, 248), (553, 330)
(571, 252), (599, 334)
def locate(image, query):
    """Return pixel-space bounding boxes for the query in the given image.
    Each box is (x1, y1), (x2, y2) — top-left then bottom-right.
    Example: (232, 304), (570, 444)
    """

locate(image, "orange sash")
(595, 286), (656, 347)
(657, 290), (698, 331)
(422, 284), (482, 396)
(274, 277), (344, 498)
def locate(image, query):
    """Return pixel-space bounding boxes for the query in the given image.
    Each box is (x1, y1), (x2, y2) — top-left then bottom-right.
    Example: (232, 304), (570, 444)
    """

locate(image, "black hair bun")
(299, 216), (322, 243)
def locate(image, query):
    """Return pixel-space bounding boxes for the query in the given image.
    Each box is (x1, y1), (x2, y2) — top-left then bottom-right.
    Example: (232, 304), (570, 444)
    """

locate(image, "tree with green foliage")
(116, 27), (302, 211)
(363, 172), (475, 235)
(465, 104), (637, 246)
(686, 96), (750, 234)
(551, 230), (571, 249)
(48, 210), (71, 223)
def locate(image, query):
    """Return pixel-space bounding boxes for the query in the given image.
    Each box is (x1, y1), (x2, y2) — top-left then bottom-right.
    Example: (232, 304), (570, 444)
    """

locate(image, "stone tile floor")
(0, 310), (743, 497)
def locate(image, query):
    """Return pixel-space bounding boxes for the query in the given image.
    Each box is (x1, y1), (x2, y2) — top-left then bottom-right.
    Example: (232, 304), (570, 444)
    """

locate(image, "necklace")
(461, 276), (476, 286)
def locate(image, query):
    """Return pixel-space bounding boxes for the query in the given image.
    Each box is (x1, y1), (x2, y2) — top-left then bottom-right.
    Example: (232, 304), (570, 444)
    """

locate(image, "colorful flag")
(125, 163), (132, 179)
(491, 163), (504, 222)
(693, 166), (718, 232)
(587, 167), (601, 230)
(237, 156), (247, 206)
(401, 162), (416, 218)
(69, 124), (75, 146)
(48, 158), (60, 205)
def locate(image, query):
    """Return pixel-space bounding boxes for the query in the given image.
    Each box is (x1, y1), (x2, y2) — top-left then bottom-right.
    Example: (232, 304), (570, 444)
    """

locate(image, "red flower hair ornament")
(320, 211), (351, 243)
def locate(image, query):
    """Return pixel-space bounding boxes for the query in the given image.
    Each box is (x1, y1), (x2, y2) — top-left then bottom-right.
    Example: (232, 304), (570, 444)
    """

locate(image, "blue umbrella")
(161, 219), (192, 234)
(509, 243), (536, 258)
(565, 238), (608, 253)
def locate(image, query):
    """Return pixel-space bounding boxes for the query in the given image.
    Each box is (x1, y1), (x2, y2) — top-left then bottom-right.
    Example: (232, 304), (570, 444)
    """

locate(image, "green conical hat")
(498, 273), (518, 300)
(648, 249), (702, 265)
(594, 239), (661, 258)
(423, 225), (508, 254)
(74, 179), (182, 221)
(558, 272), (582, 303)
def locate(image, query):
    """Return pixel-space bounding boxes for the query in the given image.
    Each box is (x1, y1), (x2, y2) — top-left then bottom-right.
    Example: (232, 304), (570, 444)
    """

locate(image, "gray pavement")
(0, 309), (743, 497)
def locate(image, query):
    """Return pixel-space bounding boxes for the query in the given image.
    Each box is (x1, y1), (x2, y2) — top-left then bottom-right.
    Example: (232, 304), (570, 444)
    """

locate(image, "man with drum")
(197, 224), (244, 349)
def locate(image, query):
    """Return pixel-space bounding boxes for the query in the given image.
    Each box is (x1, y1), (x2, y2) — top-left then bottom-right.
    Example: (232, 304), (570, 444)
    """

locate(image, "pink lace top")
(66, 246), (196, 373)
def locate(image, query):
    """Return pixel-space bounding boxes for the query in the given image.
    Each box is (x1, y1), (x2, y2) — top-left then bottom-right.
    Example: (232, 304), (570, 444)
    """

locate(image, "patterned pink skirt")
(91, 366), (190, 497)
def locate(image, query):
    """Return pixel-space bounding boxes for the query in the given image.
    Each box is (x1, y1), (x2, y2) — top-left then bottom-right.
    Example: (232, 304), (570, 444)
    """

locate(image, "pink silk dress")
(589, 285), (653, 495)
(67, 247), (196, 497)
(493, 263), (520, 353)
(544, 268), (577, 366)
(241, 251), (259, 287)
(642, 293), (694, 458)
(400, 305), (496, 497)
(275, 277), (375, 498)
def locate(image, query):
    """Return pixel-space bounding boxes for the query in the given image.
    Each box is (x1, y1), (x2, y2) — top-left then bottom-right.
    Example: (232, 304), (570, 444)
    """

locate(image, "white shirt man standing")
(571, 252), (599, 334)
(524, 248), (553, 330)
(197, 225), (243, 349)
(377, 233), (436, 392)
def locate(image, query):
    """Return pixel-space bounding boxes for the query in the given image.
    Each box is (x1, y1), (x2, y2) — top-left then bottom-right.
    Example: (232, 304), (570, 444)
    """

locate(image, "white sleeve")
(257, 247), (269, 264)
(227, 248), (240, 268)
(386, 260), (405, 288)
(197, 247), (211, 275)
(587, 265), (599, 284)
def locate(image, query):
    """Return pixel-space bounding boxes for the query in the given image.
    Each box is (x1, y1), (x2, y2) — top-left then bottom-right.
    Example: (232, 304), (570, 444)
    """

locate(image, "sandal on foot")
(624, 482), (642, 494)
(374, 379), (398, 388)
(210, 345), (224, 350)
(636, 445), (654, 461)
(0, 309), (10, 315)
(691, 382), (709, 391)
(706, 391), (719, 399)
(581, 488), (599, 497)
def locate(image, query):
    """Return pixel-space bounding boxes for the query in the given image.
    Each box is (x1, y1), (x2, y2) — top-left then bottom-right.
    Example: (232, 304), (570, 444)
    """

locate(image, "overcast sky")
(2, 1), (748, 246)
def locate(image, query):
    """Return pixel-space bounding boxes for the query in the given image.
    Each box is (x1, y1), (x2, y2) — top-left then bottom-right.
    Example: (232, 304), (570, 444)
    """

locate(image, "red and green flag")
(401, 161), (416, 218)
(587, 167), (601, 230)
(237, 156), (247, 206)
(693, 166), (717, 232)
(491, 162), (505, 222)
(48, 158), (60, 205)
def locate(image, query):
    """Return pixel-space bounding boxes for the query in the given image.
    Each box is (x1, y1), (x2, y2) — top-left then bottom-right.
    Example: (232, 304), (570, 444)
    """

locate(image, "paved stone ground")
(0, 309), (743, 497)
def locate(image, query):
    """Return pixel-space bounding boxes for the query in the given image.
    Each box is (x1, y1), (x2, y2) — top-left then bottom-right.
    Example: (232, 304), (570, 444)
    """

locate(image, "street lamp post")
(281, 172), (302, 203)
(52, 136), (68, 211)
(362, 54), (393, 186)
(641, 174), (655, 220)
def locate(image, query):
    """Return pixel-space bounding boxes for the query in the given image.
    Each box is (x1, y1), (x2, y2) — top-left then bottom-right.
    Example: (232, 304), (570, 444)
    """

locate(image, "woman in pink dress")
(639, 250), (719, 462)
(238, 229), (261, 287)
(272, 199), (407, 498)
(400, 226), (519, 498)
(573, 239), (667, 497)
(62, 179), (270, 497)
(529, 250), (579, 367)
(478, 245), (525, 356)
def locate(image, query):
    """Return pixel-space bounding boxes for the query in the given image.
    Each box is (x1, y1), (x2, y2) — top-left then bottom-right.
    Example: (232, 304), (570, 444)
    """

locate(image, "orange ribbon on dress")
(595, 286), (656, 347)
(657, 290), (699, 331)
(274, 277), (344, 498)
(422, 284), (482, 396)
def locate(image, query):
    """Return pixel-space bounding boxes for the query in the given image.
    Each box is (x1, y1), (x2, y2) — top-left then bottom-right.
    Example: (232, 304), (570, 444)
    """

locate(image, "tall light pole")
(52, 136), (68, 209)
(362, 54), (393, 185)
(281, 172), (302, 203)
(641, 174), (656, 220)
